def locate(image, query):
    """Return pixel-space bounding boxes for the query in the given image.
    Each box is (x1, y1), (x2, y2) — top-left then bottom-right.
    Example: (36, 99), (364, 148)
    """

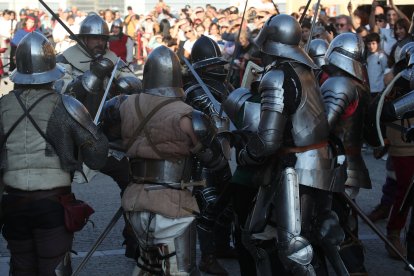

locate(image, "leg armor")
(273, 168), (315, 276)
(333, 191), (367, 275)
(137, 222), (198, 276)
(314, 211), (349, 276)
(300, 187), (349, 276)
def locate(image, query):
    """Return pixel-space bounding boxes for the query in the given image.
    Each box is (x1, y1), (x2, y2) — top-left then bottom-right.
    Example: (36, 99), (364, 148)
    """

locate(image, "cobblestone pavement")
(0, 74), (412, 275)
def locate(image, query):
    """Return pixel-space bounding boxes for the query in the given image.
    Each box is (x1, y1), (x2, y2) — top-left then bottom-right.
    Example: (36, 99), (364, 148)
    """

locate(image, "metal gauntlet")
(186, 86), (229, 132)
(191, 110), (230, 171)
(82, 57), (114, 93)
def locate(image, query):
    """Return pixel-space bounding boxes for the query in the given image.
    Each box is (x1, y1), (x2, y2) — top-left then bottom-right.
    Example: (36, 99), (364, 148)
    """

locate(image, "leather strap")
(278, 141), (329, 155)
(0, 90), (54, 149)
(3, 186), (71, 213)
(13, 90), (57, 153)
(127, 94), (179, 157)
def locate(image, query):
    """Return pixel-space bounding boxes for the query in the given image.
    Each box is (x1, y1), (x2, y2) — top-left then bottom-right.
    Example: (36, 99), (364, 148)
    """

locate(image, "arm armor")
(186, 85), (229, 132)
(246, 69), (287, 159)
(382, 90), (414, 122)
(62, 95), (99, 140)
(191, 110), (229, 171)
(101, 95), (129, 141)
(222, 87), (251, 129)
(48, 96), (109, 172)
(320, 77), (359, 130)
(81, 57), (114, 93)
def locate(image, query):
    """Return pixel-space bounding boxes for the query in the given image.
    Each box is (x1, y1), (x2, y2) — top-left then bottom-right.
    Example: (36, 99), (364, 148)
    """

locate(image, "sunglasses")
(335, 23), (346, 28)
(185, 30), (192, 33)
(376, 19), (385, 22)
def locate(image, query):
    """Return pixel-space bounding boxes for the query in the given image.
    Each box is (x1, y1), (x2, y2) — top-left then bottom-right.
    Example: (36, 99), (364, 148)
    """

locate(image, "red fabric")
(387, 156), (414, 231)
(24, 27), (36, 33)
(0, 58), (4, 75)
(136, 32), (143, 61)
(341, 99), (359, 120)
(109, 34), (128, 62)
(319, 71), (330, 86)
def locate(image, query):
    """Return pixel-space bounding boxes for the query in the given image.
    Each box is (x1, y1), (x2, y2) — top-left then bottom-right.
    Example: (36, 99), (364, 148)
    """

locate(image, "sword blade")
(71, 207), (123, 276)
(340, 192), (414, 271)
(93, 57), (121, 125)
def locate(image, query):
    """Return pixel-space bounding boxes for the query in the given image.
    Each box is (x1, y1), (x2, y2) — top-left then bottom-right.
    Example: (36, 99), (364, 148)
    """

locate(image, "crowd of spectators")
(0, 0), (412, 88)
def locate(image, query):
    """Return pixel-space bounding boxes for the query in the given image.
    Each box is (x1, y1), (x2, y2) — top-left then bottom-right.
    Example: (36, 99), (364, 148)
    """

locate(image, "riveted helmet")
(10, 32), (64, 84)
(254, 14), (317, 69)
(78, 12), (109, 37)
(308, 39), (329, 68)
(143, 45), (184, 97)
(325, 32), (367, 83)
(191, 35), (227, 70)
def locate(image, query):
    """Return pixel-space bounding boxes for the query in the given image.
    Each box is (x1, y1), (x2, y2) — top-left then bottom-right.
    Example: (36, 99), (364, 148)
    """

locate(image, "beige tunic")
(120, 93), (199, 218)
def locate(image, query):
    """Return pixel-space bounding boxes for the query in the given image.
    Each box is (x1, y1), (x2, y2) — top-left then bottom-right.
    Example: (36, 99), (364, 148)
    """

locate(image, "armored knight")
(0, 32), (108, 275)
(183, 35), (234, 275)
(110, 45), (231, 275)
(320, 32), (371, 274)
(54, 11), (142, 258)
(308, 38), (330, 84)
(55, 12), (142, 117)
(372, 42), (414, 264)
(233, 14), (348, 276)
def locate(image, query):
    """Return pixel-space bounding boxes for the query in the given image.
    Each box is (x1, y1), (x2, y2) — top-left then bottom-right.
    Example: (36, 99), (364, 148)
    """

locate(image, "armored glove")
(82, 57), (115, 93)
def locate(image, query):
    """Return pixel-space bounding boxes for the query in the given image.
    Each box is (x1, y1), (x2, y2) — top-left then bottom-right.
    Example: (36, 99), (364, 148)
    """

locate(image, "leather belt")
(3, 186), (71, 212)
(4, 186), (71, 197)
(279, 141), (329, 155)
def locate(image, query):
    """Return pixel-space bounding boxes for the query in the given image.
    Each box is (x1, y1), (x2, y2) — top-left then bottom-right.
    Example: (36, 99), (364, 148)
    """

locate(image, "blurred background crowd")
(0, 0), (411, 89)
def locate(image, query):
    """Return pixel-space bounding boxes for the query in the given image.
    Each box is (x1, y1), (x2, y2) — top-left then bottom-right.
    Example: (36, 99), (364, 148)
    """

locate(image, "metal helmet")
(253, 14), (317, 69)
(111, 19), (123, 33)
(10, 32), (65, 85)
(308, 39), (329, 68)
(78, 12), (109, 37)
(325, 32), (367, 83)
(395, 42), (414, 65)
(191, 35), (227, 70)
(143, 45), (184, 97)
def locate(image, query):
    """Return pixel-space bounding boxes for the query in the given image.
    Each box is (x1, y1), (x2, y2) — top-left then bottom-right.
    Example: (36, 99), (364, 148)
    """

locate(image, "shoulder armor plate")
(62, 94), (99, 140)
(259, 69), (285, 92)
(320, 76), (360, 128)
(222, 87), (251, 127)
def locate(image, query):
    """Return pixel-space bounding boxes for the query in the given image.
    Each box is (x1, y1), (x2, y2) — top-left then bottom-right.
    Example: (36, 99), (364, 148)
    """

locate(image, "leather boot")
(386, 230), (407, 259)
(199, 254), (228, 275)
(367, 204), (391, 222)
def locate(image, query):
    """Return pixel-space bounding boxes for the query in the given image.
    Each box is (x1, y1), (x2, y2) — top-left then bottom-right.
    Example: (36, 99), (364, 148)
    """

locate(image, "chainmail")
(47, 97), (108, 172)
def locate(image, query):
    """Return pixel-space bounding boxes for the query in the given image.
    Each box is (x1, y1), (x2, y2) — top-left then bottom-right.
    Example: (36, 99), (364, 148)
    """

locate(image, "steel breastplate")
(130, 158), (193, 184)
(290, 64), (329, 146)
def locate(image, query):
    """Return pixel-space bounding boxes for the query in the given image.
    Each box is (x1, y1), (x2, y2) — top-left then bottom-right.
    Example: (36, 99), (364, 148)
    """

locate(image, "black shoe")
(199, 254), (228, 275)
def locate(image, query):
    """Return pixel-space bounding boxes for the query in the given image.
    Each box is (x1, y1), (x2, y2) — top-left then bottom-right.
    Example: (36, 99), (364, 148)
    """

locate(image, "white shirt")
(380, 28), (397, 56)
(183, 39), (196, 54)
(367, 51), (388, 93)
